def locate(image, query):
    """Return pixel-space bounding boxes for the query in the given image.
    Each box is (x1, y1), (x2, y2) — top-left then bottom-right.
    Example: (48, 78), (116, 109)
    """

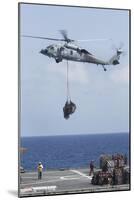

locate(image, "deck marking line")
(32, 186), (56, 192)
(21, 176), (77, 186)
(22, 177), (37, 179)
(60, 176), (79, 180)
(20, 187), (33, 193)
(70, 170), (92, 180)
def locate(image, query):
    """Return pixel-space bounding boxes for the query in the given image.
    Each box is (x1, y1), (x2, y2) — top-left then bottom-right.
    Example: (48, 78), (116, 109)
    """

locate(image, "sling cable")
(63, 60), (76, 119)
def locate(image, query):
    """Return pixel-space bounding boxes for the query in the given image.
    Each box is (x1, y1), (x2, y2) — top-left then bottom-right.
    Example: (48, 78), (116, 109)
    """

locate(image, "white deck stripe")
(32, 186), (56, 192)
(70, 170), (92, 180)
(60, 176), (79, 180)
(21, 176), (80, 186)
(22, 177), (37, 179)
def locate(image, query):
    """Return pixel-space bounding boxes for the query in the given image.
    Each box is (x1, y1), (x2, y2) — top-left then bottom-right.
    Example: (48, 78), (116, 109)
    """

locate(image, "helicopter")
(23, 30), (124, 71)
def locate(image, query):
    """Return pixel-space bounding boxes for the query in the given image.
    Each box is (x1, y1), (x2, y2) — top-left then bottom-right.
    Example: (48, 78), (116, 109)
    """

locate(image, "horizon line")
(21, 131), (129, 138)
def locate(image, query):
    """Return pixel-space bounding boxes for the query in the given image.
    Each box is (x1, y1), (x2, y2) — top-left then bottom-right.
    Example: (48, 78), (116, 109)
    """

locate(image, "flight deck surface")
(19, 168), (129, 197)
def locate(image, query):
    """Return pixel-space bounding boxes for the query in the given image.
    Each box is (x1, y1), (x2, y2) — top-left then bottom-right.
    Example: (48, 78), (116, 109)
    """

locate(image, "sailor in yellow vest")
(37, 162), (43, 180)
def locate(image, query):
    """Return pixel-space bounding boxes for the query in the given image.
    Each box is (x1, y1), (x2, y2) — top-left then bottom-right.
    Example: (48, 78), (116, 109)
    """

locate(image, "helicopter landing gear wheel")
(102, 65), (107, 71)
(104, 68), (107, 71)
(55, 59), (60, 63)
(55, 57), (62, 63)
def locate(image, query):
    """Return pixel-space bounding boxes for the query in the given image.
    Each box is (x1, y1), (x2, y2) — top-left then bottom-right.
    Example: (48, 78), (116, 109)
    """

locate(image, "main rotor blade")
(22, 35), (65, 41)
(59, 30), (68, 41)
(59, 30), (74, 43)
(77, 38), (111, 42)
(119, 41), (124, 49)
(111, 41), (124, 51)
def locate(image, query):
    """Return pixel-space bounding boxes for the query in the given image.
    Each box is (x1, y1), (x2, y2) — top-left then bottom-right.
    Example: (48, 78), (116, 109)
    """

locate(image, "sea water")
(20, 133), (129, 170)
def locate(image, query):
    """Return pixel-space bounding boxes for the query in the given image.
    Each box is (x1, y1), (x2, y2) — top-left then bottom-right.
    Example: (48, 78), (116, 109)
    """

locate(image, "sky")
(20, 3), (130, 136)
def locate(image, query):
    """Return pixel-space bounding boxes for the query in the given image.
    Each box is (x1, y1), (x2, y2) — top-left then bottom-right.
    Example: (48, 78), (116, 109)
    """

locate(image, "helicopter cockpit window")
(50, 46), (54, 50)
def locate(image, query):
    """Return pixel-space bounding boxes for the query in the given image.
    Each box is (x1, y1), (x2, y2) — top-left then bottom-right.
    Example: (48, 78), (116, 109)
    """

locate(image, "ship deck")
(19, 168), (130, 197)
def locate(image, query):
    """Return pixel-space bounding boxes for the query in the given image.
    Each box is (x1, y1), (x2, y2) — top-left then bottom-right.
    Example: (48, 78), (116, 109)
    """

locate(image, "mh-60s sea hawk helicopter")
(23, 30), (124, 71)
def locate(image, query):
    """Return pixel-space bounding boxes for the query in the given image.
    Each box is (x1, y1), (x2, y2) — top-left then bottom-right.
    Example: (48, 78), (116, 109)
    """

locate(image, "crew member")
(89, 160), (94, 176)
(37, 162), (43, 180)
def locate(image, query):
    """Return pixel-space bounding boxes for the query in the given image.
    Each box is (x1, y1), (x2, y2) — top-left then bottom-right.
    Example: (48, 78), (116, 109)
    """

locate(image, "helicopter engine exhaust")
(64, 43), (90, 55)
(64, 43), (80, 52)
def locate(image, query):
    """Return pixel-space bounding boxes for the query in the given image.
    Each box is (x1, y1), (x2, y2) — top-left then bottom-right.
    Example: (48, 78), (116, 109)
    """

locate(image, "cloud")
(46, 61), (90, 84)
(110, 65), (129, 84)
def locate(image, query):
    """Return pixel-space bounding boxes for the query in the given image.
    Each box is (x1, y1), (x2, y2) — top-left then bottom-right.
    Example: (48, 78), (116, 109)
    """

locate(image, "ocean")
(20, 133), (129, 171)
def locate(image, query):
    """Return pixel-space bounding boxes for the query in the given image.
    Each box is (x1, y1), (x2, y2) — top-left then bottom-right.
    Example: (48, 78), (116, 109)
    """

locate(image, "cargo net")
(63, 60), (76, 119)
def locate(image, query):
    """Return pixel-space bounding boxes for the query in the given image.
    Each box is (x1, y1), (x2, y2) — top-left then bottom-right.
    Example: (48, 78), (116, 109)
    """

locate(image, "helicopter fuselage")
(23, 31), (123, 71)
(40, 43), (108, 65)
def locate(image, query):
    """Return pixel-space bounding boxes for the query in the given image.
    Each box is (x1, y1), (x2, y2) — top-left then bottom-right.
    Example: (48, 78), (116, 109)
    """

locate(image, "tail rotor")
(111, 41), (126, 56)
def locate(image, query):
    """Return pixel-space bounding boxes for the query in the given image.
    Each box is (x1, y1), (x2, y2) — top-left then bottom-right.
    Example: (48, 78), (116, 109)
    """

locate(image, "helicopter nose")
(40, 49), (48, 55)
